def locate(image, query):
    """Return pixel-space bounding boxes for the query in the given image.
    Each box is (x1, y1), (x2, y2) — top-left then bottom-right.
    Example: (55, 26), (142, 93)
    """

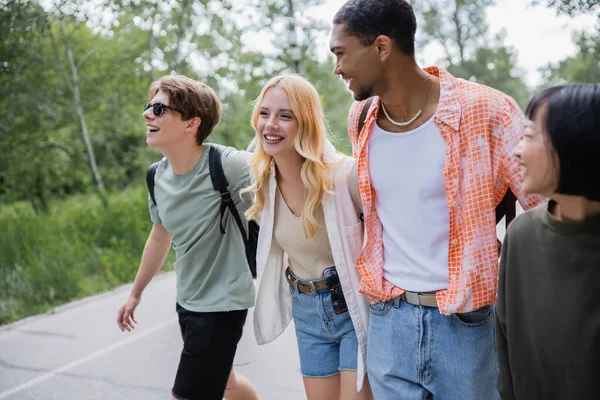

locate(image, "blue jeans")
(290, 286), (359, 377)
(367, 297), (499, 400)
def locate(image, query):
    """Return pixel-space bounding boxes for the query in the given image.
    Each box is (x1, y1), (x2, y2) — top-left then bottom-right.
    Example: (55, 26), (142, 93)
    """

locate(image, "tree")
(446, 31), (530, 108)
(414, 0), (495, 66)
(531, 0), (600, 17)
(52, 15), (106, 197)
(0, 0), (70, 212)
(539, 30), (600, 85)
(0, 0), (356, 210)
(412, 0), (531, 108)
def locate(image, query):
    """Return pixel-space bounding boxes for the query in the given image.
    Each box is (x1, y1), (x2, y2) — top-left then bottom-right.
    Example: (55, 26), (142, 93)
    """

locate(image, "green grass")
(0, 185), (174, 325)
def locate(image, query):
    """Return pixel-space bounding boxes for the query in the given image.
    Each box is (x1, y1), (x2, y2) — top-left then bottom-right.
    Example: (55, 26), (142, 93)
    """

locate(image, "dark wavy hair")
(526, 84), (600, 201)
(333, 0), (416, 56)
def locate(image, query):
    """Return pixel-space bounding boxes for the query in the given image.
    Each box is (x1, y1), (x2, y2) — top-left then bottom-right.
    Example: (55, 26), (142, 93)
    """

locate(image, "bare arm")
(116, 223), (172, 332)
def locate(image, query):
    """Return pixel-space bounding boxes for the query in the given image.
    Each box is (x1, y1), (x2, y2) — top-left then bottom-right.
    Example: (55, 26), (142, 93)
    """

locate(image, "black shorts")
(172, 303), (248, 400)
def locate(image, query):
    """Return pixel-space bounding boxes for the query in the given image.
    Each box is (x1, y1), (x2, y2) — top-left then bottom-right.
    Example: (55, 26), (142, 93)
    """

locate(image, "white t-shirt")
(368, 116), (449, 292)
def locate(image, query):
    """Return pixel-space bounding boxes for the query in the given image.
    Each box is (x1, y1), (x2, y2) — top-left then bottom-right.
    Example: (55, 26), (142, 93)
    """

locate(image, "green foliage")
(0, 185), (174, 325)
(539, 31), (600, 86)
(447, 32), (531, 108)
(302, 57), (353, 154)
(2, 0), (597, 324)
(531, 0), (600, 16)
(414, 0), (496, 65)
(413, 0), (530, 109)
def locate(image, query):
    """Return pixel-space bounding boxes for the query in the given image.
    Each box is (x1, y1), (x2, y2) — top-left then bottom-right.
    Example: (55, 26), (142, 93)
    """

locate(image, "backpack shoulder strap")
(208, 145), (248, 241)
(208, 145), (228, 194)
(146, 162), (160, 205)
(357, 97), (374, 140)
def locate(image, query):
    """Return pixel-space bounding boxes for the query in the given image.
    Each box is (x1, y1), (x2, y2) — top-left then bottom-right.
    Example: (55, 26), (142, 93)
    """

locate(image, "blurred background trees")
(1, 0), (597, 209)
(0, 0), (597, 323)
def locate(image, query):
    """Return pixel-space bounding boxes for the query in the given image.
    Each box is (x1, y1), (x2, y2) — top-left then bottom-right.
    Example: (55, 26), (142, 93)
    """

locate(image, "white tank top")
(368, 115), (449, 292)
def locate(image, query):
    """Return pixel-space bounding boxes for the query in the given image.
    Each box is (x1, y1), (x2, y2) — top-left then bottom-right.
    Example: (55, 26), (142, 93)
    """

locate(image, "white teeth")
(265, 136), (282, 141)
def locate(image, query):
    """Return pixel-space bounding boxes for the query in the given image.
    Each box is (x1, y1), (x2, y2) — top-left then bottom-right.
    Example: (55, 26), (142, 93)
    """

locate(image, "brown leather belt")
(285, 267), (329, 295)
(399, 291), (439, 308)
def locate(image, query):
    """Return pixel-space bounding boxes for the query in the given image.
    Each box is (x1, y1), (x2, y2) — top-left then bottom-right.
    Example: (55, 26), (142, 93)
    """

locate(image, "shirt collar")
(424, 66), (462, 131)
(368, 66), (462, 132)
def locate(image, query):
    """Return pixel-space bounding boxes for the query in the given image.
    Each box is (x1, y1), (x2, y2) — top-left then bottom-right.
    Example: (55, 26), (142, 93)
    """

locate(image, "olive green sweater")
(496, 201), (600, 399)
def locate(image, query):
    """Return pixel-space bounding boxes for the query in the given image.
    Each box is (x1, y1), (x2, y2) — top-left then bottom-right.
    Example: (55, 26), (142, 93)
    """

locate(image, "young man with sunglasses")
(116, 75), (259, 400)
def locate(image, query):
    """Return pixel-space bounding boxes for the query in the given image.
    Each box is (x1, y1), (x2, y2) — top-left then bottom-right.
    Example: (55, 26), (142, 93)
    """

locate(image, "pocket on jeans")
(289, 285), (300, 302)
(369, 300), (393, 316)
(452, 305), (494, 327)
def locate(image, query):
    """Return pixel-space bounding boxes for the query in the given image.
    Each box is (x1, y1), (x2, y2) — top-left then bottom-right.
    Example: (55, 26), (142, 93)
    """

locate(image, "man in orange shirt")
(329, 0), (543, 398)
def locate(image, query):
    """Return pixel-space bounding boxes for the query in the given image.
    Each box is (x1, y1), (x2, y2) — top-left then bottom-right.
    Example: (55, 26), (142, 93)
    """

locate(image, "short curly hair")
(333, 0), (416, 56)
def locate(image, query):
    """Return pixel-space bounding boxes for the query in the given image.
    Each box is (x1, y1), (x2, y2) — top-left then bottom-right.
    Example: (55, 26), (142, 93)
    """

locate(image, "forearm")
(130, 224), (171, 298)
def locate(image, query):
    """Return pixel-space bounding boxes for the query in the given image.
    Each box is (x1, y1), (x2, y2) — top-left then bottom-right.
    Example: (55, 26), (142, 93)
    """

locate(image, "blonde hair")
(243, 74), (333, 238)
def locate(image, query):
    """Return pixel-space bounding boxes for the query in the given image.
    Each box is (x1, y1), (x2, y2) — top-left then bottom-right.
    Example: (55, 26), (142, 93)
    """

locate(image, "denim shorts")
(290, 285), (359, 377)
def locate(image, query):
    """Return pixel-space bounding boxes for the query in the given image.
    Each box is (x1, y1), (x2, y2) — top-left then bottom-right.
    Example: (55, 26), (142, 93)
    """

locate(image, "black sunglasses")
(144, 102), (184, 117)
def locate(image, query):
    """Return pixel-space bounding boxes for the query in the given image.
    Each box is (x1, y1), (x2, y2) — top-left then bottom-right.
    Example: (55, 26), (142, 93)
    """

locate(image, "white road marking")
(0, 318), (177, 399)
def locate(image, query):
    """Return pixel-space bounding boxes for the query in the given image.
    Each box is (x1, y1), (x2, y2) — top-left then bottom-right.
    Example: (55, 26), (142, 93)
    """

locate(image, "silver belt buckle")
(404, 291), (420, 306)
(294, 276), (317, 295)
(307, 281), (317, 295)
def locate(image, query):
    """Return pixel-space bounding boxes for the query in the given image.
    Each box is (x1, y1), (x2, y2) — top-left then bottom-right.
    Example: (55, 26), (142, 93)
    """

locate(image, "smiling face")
(255, 86), (299, 160)
(142, 90), (191, 150)
(515, 104), (559, 198)
(330, 23), (382, 101)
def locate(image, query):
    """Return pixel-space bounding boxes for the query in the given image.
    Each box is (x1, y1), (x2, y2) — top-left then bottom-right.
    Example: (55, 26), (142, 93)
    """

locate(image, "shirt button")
(447, 163), (454, 170)
(451, 274), (456, 281)
(451, 239), (458, 245)
(452, 201), (457, 208)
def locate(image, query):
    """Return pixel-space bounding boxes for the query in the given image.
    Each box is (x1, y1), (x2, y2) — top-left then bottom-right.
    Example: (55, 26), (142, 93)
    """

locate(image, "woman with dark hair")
(495, 83), (600, 400)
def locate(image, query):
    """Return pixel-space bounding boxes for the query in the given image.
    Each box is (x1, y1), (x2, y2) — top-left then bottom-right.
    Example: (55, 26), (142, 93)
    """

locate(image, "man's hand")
(116, 294), (141, 332)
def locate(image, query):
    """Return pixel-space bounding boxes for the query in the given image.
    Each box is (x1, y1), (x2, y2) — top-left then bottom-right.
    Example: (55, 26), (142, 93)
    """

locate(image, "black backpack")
(357, 97), (516, 228)
(146, 145), (258, 278)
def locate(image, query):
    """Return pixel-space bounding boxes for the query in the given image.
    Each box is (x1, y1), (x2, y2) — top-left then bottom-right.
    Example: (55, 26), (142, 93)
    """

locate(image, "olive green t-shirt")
(149, 143), (255, 312)
(496, 201), (600, 399)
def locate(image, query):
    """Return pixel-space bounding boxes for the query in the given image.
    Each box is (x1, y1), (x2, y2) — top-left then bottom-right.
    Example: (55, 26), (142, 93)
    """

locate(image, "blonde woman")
(243, 74), (372, 400)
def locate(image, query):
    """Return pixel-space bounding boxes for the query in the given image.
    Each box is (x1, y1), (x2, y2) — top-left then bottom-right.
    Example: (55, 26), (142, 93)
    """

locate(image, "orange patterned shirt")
(348, 66), (543, 314)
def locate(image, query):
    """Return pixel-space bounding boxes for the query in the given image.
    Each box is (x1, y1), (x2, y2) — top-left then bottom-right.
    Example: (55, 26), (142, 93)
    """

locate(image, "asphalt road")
(0, 272), (304, 400)
(0, 209), (519, 400)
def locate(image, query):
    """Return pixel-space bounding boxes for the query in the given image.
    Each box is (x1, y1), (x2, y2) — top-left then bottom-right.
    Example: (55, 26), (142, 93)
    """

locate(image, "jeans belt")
(285, 267), (328, 295)
(399, 291), (439, 308)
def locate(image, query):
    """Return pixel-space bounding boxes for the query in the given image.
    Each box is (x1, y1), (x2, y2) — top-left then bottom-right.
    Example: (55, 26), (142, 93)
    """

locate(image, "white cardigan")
(253, 146), (370, 391)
